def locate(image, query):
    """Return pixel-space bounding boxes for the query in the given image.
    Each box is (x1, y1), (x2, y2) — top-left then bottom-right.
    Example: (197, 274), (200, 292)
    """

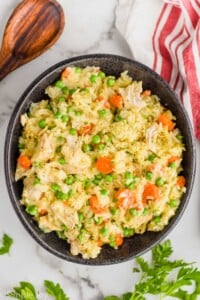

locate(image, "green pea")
(123, 227), (134, 237)
(18, 143), (25, 149)
(55, 80), (66, 89)
(61, 224), (68, 231)
(142, 208), (149, 215)
(67, 105), (74, 113)
(54, 110), (62, 119)
(57, 231), (66, 240)
(82, 179), (91, 188)
(78, 212), (84, 222)
(97, 143), (106, 150)
(110, 207), (118, 215)
(95, 173), (103, 180)
(114, 115), (123, 122)
(156, 177), (164, 187)
(69, 88), (76, 95)
(154, 215), (161, 224)
(124, 172), (133, 180)
(169, 199), (178, 207)
(148, 153), (156, 162)
(34, 176), (40, 185)
(69, 128), (77, 135)
(78, 229), (87, 242)
(82, 144), (92, 153)
(75, 67), (81, 73)
(126, 182), (136, 190)
(75, 110), (83, 116)
(79, 88), (89, 94)
(100, 189), (108, 196)
(58, 157), (66, 165)
(107, 77), (116, 86)
(129, 208), (138, 216)
(38, 119), (46, 129)
(68, 189), (73, 197)
(55, 191), (69, 200)
(51, 183), (61, 192)
(109, 235), (116, 247)
(26, 205), (37, 216)
(92, 134), (101, 144)
(176, 134), (183, 141)
(61, 115), (69, 123)
(169, 162), (176, 168)
(65, 175), (76, 185)
(92, 178), (100, 186)
(104, 174), (113, 182)
(57, 136), (64, 142)
(100, 227), (109, 236)
(98, 71), (106, 79)
(98, 109), (107, 117)
(145, 171), (153, 180)
(90, 74), (98, 83)
(62, 87), (69, 96)
(33, 161), (42, 168)
(57, 96), (65, 102)
(94, 216), (103, 225)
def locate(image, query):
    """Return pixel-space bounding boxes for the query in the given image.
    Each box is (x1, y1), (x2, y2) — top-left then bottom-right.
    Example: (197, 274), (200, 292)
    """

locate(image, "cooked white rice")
(15, 66), (186, 259)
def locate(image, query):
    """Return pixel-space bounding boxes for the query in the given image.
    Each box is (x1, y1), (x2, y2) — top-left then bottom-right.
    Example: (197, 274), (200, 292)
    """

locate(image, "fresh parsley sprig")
(44, 280), (70, 300)
(5, 240), (200, 300)
(6, 281), (38, 300)
(6, 280), (69, 300)
(104, 239), (200, 300)
(0, 233), (13, 255)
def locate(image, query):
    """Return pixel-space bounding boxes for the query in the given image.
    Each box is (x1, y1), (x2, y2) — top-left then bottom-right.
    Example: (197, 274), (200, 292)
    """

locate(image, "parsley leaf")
(103, 239), (200, 300)
(0, 233), (13, 255)
(6, 281), (38, 300)
(104, 294), (132, 300)
(44, 280), (70, 300)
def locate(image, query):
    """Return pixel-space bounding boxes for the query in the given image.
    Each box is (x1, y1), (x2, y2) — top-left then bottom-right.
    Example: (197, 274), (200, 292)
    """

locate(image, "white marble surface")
(0, 1), (200, 299)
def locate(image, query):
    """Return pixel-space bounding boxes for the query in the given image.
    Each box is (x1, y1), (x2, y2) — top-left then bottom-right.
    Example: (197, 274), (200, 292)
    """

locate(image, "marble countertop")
(0, 1), (199, 299)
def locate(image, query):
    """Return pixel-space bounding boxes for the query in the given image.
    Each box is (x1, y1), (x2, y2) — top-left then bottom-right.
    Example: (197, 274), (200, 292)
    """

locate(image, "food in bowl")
(15, 66), (186, 259)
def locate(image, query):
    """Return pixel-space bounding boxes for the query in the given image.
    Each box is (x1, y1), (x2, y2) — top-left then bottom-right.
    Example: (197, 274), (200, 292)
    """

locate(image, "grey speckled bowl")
(4, 54), (196, 265)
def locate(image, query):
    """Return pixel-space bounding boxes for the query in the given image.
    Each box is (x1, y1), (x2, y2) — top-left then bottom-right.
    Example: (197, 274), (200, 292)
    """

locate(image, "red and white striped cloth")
(116, 0), (200, 139)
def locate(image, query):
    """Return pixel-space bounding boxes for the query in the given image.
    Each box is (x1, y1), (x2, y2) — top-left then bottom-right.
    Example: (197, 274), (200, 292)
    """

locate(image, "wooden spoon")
(0, 0), (65, 81)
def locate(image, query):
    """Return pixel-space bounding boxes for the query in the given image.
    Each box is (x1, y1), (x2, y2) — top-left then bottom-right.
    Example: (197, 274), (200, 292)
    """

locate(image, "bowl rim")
(4, 53), (196, 265)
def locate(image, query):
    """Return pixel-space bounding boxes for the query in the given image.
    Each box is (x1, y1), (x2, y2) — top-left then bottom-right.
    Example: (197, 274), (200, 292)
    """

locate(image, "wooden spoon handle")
(0, 51), (20, 81)
(0, 0), (65, 81)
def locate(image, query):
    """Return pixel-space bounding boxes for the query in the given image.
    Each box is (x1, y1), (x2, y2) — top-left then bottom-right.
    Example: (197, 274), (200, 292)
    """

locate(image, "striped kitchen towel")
(116, 0), (200, 139)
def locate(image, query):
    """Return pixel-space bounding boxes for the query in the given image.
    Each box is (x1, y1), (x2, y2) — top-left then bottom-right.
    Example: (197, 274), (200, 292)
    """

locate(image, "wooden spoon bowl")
(0, 0), (65, 80)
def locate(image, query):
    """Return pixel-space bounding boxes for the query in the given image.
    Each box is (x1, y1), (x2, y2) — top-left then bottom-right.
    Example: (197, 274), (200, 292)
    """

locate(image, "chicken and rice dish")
(15, 66), (186, 259)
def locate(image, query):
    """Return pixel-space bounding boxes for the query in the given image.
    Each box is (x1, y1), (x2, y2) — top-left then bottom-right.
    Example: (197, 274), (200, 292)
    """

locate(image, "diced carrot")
(18, 154), (31, 169)
(89, 195), (105, 214)
(96, 157), (114, 174)
(108, 94), (123, 108)
(115, 234), (123, 247)
(142, 183), (159, 203)
(141, 90), (151, 97)
(78, 123), (94, 136)
(39, 209), (48, 216)
(168, 156), (179, 164)
(61, 67), (70, 80)
(176, 176), (186, 187)
(104, 101), (111, 109)
(157, 113), (175, 131)
(97, 239), (103, 247)
(96, 95), (104, 101)
(116, 189), (136, 209)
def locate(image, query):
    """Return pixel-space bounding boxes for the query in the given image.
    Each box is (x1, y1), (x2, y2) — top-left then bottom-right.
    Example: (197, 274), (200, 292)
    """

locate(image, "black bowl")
(4, 54), (196, 265)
